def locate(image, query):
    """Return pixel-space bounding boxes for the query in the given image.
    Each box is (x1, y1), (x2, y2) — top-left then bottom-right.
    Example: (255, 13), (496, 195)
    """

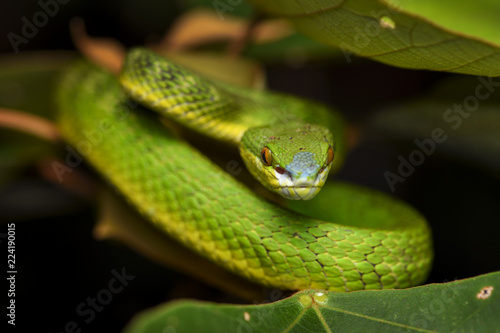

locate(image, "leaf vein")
(449, 301), (494, 333)
(320, 305), (438, 332)
(279, 0), (347, 18)
(314, 306), (333, 333)
(441, 50), (499, 72)
(282, 306), (308, 333)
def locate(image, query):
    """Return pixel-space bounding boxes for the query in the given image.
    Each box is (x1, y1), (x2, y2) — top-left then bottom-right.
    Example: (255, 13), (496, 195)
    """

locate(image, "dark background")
(1, 0), (499, 332)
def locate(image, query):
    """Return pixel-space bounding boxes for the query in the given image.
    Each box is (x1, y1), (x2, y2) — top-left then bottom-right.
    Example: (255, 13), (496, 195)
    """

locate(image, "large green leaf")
(124, 271), (499, 332)
(247, 0), (500, 76)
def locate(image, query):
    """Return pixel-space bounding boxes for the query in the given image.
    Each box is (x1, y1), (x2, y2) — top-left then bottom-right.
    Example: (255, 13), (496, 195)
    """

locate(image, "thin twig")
(226, 13), (263, 58)
(0, 108), (60, 142)
(70, 17), (126, 74)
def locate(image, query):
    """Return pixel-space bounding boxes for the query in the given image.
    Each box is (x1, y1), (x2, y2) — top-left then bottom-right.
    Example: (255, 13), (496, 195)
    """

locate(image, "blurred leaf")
(124, 271), (500, 332)
(94, 187), (266, 301)
(0, 52), (74, 184)
(243, 31), (344, 64)
(247, 0), (500, 75)
(368, 75), (500, 174)
(0, 51), (75, 118)
(427, 75), (500, 104)
(0, 131), (54, 185)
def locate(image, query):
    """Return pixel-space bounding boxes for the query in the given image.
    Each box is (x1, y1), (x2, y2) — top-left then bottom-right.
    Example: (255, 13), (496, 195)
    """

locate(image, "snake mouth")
(281, 185), (319, 189)
(269, 159), (331, 200)
(278, 185), (321, 200)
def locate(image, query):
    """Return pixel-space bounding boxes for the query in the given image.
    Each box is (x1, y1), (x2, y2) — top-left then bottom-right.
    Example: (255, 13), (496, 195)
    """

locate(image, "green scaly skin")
(119, 48), (346, 200)
(56, 52), (433, 291)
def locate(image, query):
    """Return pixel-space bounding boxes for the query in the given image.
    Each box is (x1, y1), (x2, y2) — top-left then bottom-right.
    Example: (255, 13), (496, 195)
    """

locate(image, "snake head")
(240, 123), (335, 200)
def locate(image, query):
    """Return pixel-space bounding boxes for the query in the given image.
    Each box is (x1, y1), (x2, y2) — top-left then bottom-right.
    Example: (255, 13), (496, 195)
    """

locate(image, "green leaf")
(246, 0), (500, 75)
(244, 32), (344, 63)
(124, 272), (500, 332)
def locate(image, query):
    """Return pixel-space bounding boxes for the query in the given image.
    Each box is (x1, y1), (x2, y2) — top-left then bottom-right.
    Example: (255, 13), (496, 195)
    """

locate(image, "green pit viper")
(56, 48), (433, 291)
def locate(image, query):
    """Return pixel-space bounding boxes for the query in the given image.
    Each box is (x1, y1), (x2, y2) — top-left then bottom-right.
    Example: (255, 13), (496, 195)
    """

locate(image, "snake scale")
(56, 48), (433, 291)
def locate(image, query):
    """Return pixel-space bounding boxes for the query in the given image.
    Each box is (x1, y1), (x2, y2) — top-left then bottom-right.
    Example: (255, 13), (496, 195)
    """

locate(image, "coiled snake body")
(56, 48), (432, 291)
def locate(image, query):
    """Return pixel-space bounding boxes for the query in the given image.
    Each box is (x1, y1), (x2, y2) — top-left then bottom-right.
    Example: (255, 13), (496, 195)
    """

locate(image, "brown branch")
(0, 108), (60, 142)
(70, 17), (126, 74)
(37, 157), (99, 200)
(226, 15), (261, 59)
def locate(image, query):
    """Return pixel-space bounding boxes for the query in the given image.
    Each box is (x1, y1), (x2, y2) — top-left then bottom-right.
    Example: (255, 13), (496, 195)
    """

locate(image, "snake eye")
(326, 146), (334, 165)
(261, 147), (272, 166)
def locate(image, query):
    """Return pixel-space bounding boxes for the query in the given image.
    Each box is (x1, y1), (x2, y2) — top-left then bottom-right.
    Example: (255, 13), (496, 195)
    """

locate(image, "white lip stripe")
(274, 167), (329, 200)
(292, 186), (315, 200)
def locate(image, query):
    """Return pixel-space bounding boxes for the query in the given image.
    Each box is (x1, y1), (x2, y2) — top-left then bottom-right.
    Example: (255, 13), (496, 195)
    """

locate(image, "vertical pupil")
(262, 149), (269, 164)
(261, 147), (271, 166)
